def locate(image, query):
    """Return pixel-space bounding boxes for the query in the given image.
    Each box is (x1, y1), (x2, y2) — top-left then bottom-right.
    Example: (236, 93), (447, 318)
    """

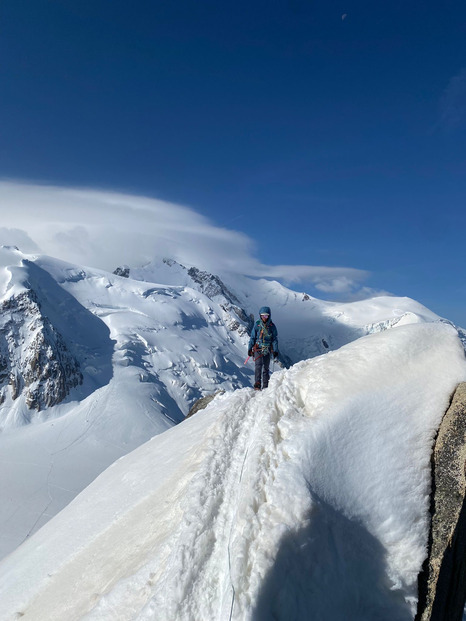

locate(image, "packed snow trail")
(0, 323), (465, 620)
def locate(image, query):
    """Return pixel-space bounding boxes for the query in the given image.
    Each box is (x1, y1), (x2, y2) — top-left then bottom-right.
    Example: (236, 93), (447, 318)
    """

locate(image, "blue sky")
(1, 1), (466, 325)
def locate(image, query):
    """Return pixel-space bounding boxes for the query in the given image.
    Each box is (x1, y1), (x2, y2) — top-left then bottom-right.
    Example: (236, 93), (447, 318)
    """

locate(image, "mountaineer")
(248, 306), (278, 390)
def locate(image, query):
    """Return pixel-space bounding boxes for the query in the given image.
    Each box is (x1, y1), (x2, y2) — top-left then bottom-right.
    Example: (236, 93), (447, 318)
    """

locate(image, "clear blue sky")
(1, 1), (466, 325)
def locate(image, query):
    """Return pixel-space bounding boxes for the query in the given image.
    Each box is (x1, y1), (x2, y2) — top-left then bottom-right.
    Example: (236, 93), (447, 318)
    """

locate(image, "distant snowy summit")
(0, 246), (454, 430)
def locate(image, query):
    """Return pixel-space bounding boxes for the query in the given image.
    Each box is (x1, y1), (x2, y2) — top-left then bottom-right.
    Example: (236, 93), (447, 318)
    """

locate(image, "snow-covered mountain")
(0, 244), (461, 591)
(0, 255), (114, 427)
(0, 322), (464, 620)
(1, 246), (442, 434)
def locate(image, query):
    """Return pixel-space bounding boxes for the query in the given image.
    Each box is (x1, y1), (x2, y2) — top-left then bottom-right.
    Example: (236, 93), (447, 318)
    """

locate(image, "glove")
(248, 349), (253, 357)
(273, 351), (278, 359)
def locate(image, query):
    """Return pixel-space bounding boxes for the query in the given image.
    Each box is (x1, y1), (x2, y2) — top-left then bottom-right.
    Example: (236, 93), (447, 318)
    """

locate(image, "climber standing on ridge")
(248, 306), (279, 390)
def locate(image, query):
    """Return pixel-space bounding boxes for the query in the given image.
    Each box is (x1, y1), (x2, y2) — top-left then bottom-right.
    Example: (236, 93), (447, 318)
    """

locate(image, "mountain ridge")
(0, 245), (459, 563)
(0, 322), (464, 619)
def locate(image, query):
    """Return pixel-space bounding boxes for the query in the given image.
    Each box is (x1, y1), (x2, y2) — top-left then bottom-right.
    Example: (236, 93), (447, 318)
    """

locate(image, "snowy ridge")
(0, 246), (462, 569)
(0, 322), (465, 619)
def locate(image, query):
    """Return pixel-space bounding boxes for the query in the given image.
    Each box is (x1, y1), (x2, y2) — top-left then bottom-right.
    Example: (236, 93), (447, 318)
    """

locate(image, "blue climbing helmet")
(259, 306), (271, 320)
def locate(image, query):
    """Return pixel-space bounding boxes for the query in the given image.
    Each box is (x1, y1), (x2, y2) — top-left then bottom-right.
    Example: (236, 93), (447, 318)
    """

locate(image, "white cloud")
(314, 276), (357, 294)
(346, 286), (394, 301)
(263, 267), (368, 296)
(0, 228), (40, 253)
(0, 181), (369, 294)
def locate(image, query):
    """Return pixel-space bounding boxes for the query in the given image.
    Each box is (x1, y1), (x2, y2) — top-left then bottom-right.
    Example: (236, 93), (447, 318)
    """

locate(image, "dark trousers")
(254, 352), (271, 389)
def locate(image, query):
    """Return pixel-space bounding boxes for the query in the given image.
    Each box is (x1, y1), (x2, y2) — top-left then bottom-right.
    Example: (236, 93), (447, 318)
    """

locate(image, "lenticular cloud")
(0, 181), (366, 291)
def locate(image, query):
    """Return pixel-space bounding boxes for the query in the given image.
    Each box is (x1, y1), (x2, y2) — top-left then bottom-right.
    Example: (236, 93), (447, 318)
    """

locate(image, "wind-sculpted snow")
(0, 323), (464, 620)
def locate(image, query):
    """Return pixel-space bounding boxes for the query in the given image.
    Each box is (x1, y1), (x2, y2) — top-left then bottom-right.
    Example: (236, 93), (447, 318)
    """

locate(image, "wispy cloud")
(440, 68), (466, 131)
(346, 286), (394, 301)
(314, 276), (358, 294)
(0, 181), (369, 295)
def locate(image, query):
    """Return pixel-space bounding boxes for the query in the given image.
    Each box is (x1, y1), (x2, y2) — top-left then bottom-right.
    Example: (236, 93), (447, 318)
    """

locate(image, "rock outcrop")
(0, 289), (83, 412)
(186, 390), (225, 418)
(187, 266), (254, 336)
(113, 265), (130, 278)
(416, 382), (466, 621)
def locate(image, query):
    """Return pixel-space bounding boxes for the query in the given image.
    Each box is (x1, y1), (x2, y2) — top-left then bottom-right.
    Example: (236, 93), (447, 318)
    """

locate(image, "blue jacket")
(248, 306), (278, 354)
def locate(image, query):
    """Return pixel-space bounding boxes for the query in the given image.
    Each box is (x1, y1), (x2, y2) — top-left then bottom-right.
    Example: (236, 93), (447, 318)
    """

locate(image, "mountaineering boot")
(254, 382), (261, 391)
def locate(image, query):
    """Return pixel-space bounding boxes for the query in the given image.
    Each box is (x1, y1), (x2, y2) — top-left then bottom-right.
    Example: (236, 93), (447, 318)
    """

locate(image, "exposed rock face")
(186, 390), (225, 418)
(113, 265), (130, 278)
(416, 382), (466, 621)
(0, 289), (83, 412)
(187, 267), (240, 303)
(186, 267), (254, 337)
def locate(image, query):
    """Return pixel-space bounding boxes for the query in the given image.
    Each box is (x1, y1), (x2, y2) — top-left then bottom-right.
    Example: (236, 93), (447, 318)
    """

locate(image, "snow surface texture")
(0, 250), (253, 558)
(0, 323), (464, 620)
(0, 247), (445, 561)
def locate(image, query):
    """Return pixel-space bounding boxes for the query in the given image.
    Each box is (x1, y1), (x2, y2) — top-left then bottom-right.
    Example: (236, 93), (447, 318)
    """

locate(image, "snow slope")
(0, 250), (254, 559)
(0, 247), (456, 564)
(0, 322), (464, 620)
(131, 258), (442, 364)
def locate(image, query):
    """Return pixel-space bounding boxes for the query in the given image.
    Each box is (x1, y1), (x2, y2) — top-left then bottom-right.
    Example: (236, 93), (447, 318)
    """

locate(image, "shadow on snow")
(253, 492), (413, 621)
